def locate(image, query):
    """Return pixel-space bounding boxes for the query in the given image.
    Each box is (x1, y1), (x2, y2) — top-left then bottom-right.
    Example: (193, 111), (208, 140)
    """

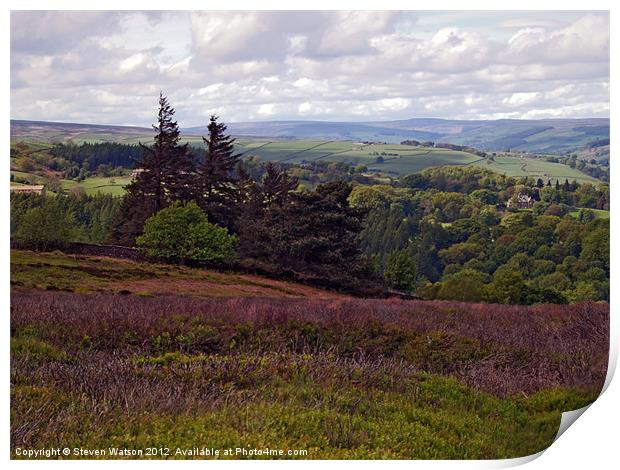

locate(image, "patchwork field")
(10, 250), (609, 459)
(11, 171), (132, 196)
(233, 140), (484, 176)
(61, 176), (133, 196)
(11, 118), (610, 154)
(10, 171), (46, 185)
(11, 132), (600, 193)
(473, 155), (599, 184)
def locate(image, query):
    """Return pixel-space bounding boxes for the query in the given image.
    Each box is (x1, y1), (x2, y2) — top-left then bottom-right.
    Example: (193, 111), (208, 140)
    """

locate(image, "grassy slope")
(10, 170), (47, 185)
(10, 251), (608, 459)
(474, 155), (599, 185)
(569, 208), (610, 219)
(12, 171), (132, 196)
(234, 140), (482, 176)
(10, 250), (343, 299)
(62, 176), (133, 196)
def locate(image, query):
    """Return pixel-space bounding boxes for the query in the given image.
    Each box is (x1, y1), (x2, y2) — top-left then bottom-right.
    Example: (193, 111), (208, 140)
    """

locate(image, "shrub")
(136, 201), (237, 264)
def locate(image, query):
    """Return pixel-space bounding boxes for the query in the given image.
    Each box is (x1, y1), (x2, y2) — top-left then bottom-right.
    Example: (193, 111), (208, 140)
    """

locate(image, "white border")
(3, 1), (617, 469)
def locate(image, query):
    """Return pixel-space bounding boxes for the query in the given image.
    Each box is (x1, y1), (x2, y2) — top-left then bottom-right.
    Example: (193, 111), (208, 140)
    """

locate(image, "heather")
(11, 290), (608, 459)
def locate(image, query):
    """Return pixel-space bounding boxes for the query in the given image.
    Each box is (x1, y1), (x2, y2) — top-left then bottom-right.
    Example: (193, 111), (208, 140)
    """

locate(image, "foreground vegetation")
(11, 289), (608, 459)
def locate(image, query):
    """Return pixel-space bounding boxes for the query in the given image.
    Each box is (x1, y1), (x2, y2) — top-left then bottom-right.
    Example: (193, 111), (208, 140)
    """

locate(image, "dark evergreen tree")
(413, 222), (449, 283)
(196, 115), (242, 228)
(260, 162), (299, 206)
(108, 93), (192, 245)
(236, 163), (298, 259)
(50, 142), (144, 170)
(238, 181), (381, 294)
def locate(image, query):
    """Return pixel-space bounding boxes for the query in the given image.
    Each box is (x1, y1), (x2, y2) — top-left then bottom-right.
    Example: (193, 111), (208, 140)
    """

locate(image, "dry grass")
(10, 250), (345, 298)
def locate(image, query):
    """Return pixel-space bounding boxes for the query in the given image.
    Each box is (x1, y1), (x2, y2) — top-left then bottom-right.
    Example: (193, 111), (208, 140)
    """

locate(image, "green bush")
(136, 201), (237, 264)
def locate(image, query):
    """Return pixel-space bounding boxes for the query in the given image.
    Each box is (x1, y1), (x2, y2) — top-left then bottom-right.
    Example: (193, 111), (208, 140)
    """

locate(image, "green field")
(11, 171), (132, 196)
(10, 170), (46, 184)
(569, 208), (610, 219)
(64, 176), (133, 196)
(233, 140), (484, 176)
(473, 155), (599, 185)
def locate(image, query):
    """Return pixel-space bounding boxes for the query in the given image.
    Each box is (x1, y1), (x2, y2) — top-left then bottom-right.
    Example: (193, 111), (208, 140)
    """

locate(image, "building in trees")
(507, 193), (534, 209)
(9, 185), (45, 195)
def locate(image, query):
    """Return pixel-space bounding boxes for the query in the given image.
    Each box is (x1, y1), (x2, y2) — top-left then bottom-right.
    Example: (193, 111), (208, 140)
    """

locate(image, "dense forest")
(10, 94), (610, 303)
(353, 167), (609, 303)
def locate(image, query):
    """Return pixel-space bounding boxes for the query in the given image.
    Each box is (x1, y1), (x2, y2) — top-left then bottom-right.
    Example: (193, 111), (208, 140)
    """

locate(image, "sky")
(10, 10), (610, 127)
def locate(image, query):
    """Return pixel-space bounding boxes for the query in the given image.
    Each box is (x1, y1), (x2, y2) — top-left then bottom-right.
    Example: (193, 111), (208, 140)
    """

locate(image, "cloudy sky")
(10, 10), (609, 126)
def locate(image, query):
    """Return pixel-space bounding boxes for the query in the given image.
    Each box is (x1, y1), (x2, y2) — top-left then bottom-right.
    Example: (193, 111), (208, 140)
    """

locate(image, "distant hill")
(10, 119), (153, 144)
(187, 121), (442, 143)
(220, 117), (609, 154)
(11, 117), (609, 154)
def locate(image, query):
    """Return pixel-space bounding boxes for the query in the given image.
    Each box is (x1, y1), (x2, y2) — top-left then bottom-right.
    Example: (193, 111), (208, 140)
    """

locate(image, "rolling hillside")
(220, 118), (609, 153)
(11, 117), (609, 154)
(234, 140), (485, 176)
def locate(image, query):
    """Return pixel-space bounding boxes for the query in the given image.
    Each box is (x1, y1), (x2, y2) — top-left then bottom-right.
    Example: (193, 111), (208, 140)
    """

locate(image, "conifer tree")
(135, 92), (193, 205)
(237, 181), (380, 293)
(108, 93), (193, 245)
(196, 115), (242, 228)
(564, 178), (570, 192)
(260, 162), (299, 206)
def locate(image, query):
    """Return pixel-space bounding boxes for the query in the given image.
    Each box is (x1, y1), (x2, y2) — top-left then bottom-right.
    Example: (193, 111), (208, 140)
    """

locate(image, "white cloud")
(119, 53), (146, 72)
(10, 11), (610, 125)
(507, 14), (609, 64)
(377, 98), (411, 112)
(257, 103), (276, 116)
(198, 83), (223, 95)
(503, 92), (540, 106)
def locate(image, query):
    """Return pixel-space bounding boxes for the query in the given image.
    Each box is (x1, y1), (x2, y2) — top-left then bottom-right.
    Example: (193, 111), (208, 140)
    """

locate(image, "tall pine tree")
(196, 115), (242, 228)
(108, 93), (193, 245)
